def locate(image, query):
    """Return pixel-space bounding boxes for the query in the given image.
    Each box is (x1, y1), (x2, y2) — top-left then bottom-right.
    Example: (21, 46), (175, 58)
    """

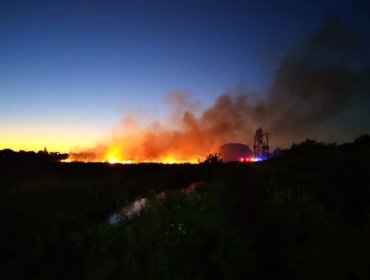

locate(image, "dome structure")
(219, 143), (253, 162)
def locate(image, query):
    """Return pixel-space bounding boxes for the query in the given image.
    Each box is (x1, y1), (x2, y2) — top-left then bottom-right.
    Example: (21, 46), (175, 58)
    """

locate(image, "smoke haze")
(71, 17), (370, 162)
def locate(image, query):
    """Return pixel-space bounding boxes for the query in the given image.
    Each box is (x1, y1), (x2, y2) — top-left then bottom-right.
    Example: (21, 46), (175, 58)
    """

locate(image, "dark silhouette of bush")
(0, 135), (370, 279)
(203, 153), (223, 164)
(0, 148), (68, 161)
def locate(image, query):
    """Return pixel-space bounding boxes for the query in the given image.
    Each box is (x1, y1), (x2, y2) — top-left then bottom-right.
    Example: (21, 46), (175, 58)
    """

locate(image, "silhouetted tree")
(203, 153), (223, 164)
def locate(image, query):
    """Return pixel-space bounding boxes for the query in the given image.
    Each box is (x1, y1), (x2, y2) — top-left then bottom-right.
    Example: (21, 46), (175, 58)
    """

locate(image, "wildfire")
(63, 92), (260, 164)
(106, 156), (133, 164)
(66, 147), (200, 164)
(102, 156), (198, 165)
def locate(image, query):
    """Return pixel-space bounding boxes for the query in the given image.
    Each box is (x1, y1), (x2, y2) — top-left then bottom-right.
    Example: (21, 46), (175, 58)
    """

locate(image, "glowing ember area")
(69, 152), (200, 164)
(66, 146), (202, 164)
(67, 142), (203, 164)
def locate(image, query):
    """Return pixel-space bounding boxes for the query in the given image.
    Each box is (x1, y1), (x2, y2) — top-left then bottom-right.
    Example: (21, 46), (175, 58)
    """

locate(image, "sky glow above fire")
(0, 0), (369, 155)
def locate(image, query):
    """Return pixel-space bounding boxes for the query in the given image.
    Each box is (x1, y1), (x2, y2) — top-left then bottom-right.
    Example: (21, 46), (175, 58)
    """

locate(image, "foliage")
(203, 153), (223, 164)
(86, 190), (251, 280)
(0, 135), (370, 279)
(0, 148), (68, 161)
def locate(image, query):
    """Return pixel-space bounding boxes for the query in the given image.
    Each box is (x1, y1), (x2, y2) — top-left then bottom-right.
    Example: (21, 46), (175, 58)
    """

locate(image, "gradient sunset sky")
(1, 0), (369, 152)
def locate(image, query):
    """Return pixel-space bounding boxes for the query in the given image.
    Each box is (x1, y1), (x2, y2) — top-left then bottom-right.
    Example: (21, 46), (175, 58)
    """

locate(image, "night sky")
(1, 0), (369, 152)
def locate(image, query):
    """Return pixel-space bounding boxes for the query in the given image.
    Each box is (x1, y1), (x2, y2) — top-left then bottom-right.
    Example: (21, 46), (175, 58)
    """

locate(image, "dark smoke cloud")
(265, 17), (368, 135)
(73, 17), (370, 161)
(200, 16), (370, 146)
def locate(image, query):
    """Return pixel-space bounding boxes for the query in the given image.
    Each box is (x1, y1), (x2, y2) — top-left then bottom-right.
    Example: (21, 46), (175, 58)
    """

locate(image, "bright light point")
(162, 155), (179, 164)
(163, 158), (175, 164)
(108, 157), (118, 164)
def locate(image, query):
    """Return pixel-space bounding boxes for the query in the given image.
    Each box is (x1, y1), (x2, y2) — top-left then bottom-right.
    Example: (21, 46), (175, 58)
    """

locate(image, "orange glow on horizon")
(66, 143), (202, 164)
(3, 92), (254, 164)
(0, 125), (105, 153)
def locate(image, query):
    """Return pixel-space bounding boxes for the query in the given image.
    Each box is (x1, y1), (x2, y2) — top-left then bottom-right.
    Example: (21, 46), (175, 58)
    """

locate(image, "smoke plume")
(71, 17), (370, 162)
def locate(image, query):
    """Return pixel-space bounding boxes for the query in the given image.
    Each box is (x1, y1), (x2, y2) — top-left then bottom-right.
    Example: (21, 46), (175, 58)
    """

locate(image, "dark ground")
(0, 135), (369, 279)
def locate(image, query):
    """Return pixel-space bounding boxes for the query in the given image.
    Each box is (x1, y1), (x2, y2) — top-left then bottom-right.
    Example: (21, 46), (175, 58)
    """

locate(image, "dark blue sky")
(0, 0), (368, 151)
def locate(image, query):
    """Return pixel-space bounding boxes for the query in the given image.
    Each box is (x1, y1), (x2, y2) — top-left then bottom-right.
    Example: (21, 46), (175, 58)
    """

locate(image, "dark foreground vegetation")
(0, 135), (369, 279)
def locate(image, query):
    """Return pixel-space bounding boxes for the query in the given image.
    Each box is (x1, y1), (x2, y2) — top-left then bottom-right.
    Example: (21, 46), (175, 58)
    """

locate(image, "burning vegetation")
(68, 17), (369, 164)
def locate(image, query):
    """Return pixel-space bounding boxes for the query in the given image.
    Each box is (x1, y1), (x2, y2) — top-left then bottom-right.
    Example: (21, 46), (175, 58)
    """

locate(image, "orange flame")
(66, 133), (203, 164)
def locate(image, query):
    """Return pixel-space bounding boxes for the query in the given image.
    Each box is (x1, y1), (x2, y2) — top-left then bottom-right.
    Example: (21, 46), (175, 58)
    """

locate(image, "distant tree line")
(0, 148), (68, 161)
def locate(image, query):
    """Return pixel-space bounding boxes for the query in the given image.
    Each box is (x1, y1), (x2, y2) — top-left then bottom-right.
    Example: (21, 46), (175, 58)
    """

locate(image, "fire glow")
(66, 142), (202, 164)
(64, 92), (272, 165)
(61, 17), (366, 166)
(65, 92), (255, 165)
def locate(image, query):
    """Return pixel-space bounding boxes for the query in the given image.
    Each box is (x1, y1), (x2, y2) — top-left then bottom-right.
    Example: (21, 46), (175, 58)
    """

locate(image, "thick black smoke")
(201, 16), (370, 146)
(72, 17), (370, 161)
